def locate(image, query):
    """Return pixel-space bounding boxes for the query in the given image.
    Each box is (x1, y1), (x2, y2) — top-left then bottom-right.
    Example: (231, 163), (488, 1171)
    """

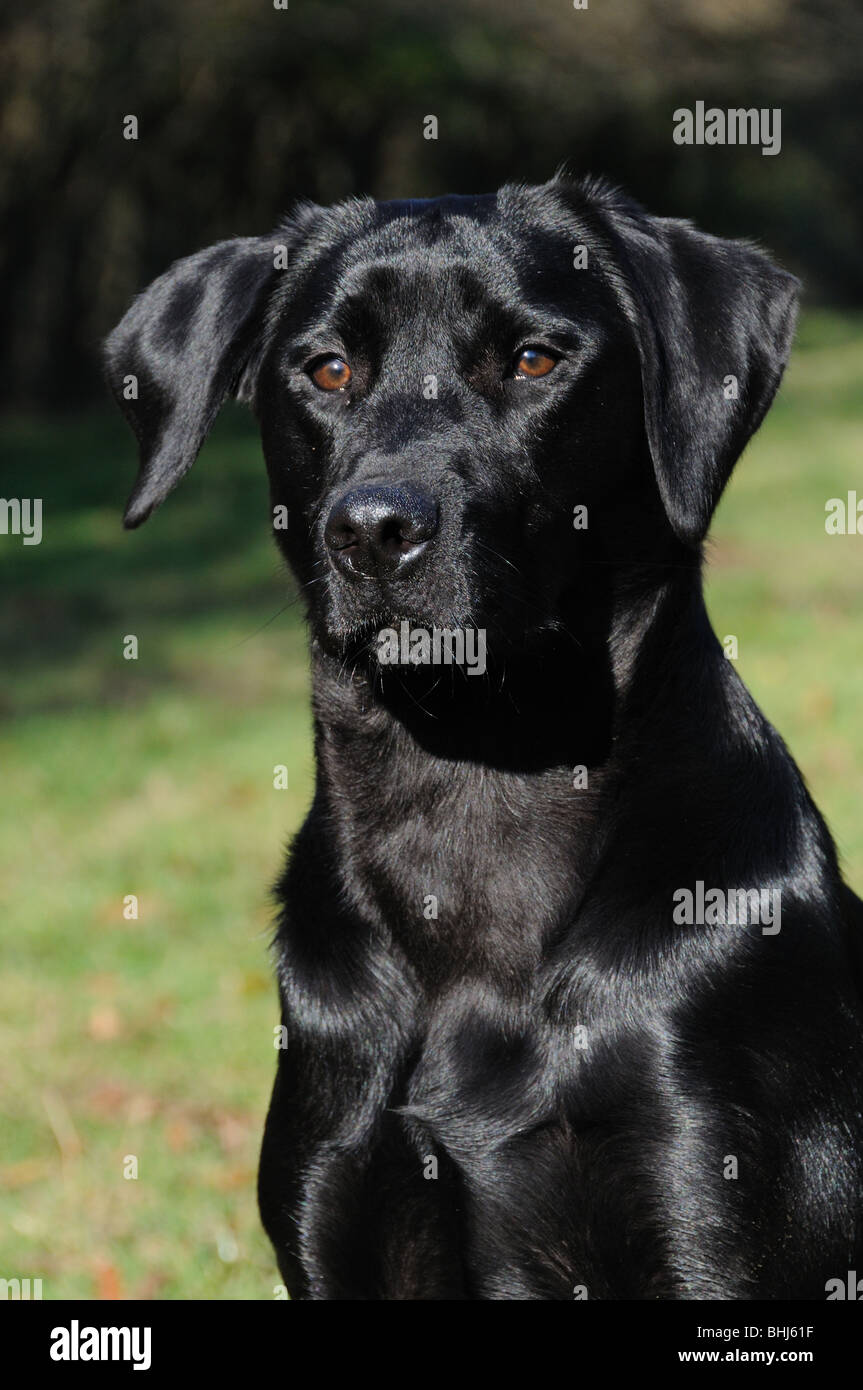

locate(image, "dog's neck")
(312, 560), (708, 760)
(306, 565), (725, 987)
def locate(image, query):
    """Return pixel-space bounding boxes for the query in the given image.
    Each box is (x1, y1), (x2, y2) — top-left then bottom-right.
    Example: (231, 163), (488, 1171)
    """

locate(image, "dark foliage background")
(1, 0), (861, 407)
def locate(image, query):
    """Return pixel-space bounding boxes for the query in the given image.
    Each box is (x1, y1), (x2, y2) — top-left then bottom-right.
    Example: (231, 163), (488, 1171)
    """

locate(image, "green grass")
(705, 311), (863, 882)
(1, 310), (862, 1298)
(0, 406), (311, 1299)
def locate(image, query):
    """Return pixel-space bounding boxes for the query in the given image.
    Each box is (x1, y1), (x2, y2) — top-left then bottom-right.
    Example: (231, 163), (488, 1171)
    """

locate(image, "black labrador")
(106, 176), (863, 1300)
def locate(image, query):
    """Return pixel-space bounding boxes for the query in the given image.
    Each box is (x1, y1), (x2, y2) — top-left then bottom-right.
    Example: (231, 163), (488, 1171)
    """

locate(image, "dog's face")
(106, 178), (799, 663)
(256, 188), (649, 653)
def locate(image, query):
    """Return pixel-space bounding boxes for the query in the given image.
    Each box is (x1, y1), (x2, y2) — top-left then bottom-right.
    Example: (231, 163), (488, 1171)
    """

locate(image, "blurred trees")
(1, 0), (861, 407)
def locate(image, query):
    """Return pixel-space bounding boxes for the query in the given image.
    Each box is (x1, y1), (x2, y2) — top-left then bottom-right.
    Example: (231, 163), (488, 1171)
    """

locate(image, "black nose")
(324, 483), (439, 578)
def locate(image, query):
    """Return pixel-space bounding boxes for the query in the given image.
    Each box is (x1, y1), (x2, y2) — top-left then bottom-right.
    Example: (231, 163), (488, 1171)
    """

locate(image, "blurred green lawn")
(1, 310), (862, 1299)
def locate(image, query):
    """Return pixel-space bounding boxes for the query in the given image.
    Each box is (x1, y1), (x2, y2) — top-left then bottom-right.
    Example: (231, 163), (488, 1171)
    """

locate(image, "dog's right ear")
(104, 237), (278, 528)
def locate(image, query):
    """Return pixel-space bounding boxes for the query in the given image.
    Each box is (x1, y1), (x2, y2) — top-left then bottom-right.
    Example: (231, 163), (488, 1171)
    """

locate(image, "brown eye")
(514, 347), (557, 379)
(310, 356), (353, 391)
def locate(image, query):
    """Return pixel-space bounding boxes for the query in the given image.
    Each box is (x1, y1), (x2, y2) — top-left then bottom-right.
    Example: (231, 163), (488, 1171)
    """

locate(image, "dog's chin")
(320, 609), (470, 659)
(315, 604), (566, 691)
(314, 592), (491, 681)
(314, 571), (567, 676)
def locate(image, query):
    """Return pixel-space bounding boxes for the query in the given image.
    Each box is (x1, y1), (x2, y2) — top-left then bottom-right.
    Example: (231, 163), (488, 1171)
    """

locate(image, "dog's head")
(105, 178), (798, 662)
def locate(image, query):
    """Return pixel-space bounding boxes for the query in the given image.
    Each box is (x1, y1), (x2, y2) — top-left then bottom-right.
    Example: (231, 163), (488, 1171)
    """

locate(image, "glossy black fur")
(106, 177), (863, 1300)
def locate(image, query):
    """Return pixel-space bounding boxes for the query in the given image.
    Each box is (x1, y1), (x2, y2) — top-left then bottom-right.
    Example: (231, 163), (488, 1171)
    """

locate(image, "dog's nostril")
(380, 516), (429, 555)
(327, 523), (360, 552)
(324, 483), (439, 578)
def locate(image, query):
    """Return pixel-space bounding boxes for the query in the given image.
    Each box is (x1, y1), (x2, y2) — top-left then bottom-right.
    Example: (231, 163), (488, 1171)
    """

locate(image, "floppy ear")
(589, 193), (799, 546)
(104, 237), (276, 527)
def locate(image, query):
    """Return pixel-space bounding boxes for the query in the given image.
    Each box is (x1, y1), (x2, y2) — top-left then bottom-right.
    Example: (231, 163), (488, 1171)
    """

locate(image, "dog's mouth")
(327, 606), (475, 647)
(369, 616), (489, 678)
(316, 564), (560, 680)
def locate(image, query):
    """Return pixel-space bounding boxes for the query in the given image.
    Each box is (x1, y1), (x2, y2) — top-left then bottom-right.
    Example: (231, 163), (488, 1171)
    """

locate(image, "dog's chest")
(334, 747), (603, 982)
(396, 980), (670, 1298)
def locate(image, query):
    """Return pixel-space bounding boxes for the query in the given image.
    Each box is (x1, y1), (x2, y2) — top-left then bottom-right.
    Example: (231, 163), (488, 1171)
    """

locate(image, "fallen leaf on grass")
(88, 1005), (122, 1041)
(165, 1117), (193, 1153)
(1, 1156), (54, 1188)
(93, 1260), (124, 1300)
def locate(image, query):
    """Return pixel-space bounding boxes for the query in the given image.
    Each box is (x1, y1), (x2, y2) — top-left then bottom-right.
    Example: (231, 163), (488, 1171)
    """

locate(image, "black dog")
(106, 176), (863, 1300)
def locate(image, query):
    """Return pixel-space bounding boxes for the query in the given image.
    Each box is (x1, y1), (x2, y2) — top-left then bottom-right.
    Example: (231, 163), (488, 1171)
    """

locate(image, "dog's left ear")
(584, 190), (799, 546)
(105, 237), (277, 528)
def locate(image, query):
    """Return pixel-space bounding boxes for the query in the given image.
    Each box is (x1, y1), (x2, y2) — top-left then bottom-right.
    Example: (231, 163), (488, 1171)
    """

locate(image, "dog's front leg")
(261, 1062), (468, 1300)
(259, 852), (469, 1303)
